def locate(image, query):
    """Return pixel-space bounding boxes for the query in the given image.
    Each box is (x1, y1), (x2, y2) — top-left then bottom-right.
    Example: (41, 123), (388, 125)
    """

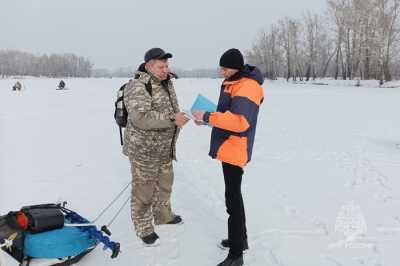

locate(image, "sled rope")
(91, 181), (132, 223)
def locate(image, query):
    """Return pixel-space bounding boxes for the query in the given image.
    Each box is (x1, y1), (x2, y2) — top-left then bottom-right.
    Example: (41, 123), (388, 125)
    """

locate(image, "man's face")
(220, 67), (239, 79)
(147, 59), (170, 81)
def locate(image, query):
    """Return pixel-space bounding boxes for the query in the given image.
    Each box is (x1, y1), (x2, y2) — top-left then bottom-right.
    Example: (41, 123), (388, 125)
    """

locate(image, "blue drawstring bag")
(24, 223), (97, 259)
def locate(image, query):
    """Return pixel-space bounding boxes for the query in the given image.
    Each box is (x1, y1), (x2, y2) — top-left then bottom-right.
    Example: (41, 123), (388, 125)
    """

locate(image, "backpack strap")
(114, 84), (127, 109)
(145, 81), (152, 97)
(134, 74), (152, 96)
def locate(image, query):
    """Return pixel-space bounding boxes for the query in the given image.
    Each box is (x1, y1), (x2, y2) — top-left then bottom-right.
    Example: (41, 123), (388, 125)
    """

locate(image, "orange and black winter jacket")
(204, 65), (264, 167)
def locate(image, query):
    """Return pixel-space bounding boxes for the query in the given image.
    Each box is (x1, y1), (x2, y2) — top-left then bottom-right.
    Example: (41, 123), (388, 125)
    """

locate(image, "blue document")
(190, 94), (217, 113)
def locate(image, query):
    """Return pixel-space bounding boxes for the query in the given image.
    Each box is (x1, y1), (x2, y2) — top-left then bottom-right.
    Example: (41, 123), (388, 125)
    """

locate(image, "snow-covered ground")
(1, 78), (400, 266)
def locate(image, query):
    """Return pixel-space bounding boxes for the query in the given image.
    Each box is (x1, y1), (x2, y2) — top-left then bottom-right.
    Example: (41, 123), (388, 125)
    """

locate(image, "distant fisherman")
(58, 80), (66, 90)
(12, 81), (22, 91)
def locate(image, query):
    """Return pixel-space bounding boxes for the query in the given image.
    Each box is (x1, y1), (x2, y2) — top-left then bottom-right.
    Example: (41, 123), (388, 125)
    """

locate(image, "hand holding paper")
(182, 109), (196, 120)
(192, 111), (206, 122)
(183, 94), (217, 124)
(175, 112), (190, 127)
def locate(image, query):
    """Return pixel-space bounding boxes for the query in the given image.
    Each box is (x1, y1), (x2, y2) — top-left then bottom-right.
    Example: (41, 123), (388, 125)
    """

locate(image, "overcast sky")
(0, 0), (326, 70)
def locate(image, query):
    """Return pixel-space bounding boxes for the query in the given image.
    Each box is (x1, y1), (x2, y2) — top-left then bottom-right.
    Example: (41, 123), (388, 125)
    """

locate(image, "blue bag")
(24, 224), (96, 259)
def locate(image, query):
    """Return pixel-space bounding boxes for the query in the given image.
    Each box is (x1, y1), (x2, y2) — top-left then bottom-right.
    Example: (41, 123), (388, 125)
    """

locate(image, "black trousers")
(222, 162), (247, 258)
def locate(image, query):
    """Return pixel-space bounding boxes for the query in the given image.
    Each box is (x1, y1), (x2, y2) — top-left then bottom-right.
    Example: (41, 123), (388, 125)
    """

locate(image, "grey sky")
(0, 0), (326, 70)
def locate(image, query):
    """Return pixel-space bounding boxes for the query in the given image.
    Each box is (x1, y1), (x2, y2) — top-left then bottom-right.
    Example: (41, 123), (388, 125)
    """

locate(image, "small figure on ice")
(57, 80), (66, 90)
(12, 81), (22, 91)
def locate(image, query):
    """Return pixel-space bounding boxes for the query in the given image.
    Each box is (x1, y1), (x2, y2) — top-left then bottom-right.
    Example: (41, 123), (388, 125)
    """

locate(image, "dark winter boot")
(216, 255), (244, 266)
(141, 232), (160, 246)
(218, 239), (248, 251)
(166, 215), (183, 225)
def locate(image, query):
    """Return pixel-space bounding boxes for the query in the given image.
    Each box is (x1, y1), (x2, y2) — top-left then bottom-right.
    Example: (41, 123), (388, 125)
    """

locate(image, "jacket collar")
(222, 70), (243, 86)
(222, 64), (264, 86)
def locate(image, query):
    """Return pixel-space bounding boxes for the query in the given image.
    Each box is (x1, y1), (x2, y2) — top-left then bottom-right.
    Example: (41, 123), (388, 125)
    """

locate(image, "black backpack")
(114, 83), (129, 129)
(114, 79), (152, 146)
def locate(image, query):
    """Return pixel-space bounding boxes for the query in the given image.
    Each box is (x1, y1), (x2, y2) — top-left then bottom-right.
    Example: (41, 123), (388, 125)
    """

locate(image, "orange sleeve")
(204, 80), (263, 133)
(207, 111), (250, 133)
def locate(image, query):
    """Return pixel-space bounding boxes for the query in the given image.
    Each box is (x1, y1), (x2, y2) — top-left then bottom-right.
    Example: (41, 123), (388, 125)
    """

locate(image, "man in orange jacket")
(193, 48), (264, 266)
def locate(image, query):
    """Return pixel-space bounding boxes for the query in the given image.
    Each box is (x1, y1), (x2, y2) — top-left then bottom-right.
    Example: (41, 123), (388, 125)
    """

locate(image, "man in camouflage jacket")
(123, 48), (189, 246)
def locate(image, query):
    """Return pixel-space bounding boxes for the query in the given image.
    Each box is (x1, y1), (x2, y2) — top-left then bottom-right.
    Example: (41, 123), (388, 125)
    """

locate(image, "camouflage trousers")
(129, 158), (175, 238)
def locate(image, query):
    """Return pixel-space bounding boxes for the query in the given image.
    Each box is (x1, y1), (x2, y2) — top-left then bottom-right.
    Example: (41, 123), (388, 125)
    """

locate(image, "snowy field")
(1, 77), (400, 266)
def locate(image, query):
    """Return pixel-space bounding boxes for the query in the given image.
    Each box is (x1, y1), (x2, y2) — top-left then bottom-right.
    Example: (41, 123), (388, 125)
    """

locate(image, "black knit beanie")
(219, 48), (244, 70)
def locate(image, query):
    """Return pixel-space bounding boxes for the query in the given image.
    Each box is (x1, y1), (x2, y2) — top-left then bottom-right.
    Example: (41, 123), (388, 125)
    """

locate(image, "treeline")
(92, 67), (220, 79)
(246, 0), (400, 83)
(92, 67), (134, 78)
(0, 50), (93, 78)
(173, 68), (220, 78)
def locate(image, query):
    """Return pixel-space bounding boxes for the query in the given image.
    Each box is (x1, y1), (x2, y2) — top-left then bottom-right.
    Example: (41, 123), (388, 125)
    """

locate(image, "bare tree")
(246, 0), (400, 82)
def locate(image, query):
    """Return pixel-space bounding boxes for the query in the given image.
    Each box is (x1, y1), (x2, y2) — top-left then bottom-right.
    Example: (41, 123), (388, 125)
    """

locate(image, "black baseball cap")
(144, 48), (173, 63)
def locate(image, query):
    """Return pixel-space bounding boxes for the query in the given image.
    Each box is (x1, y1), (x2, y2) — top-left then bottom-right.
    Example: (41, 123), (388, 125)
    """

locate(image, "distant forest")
(0, 49), (219, 79)
(0, 50), (93, 78)
(92, 67), (220, 79)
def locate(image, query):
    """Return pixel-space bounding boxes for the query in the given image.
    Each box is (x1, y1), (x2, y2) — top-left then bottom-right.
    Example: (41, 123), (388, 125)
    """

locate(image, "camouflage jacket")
(122, 69), (180, 163)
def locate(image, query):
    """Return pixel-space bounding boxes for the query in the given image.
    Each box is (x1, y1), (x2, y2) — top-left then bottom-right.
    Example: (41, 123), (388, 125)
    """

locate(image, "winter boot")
(166, 215), (183, 225)
(141, 232), (160, 247)
(217, 255), (244, 266)
(218, 238), (248, 251)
